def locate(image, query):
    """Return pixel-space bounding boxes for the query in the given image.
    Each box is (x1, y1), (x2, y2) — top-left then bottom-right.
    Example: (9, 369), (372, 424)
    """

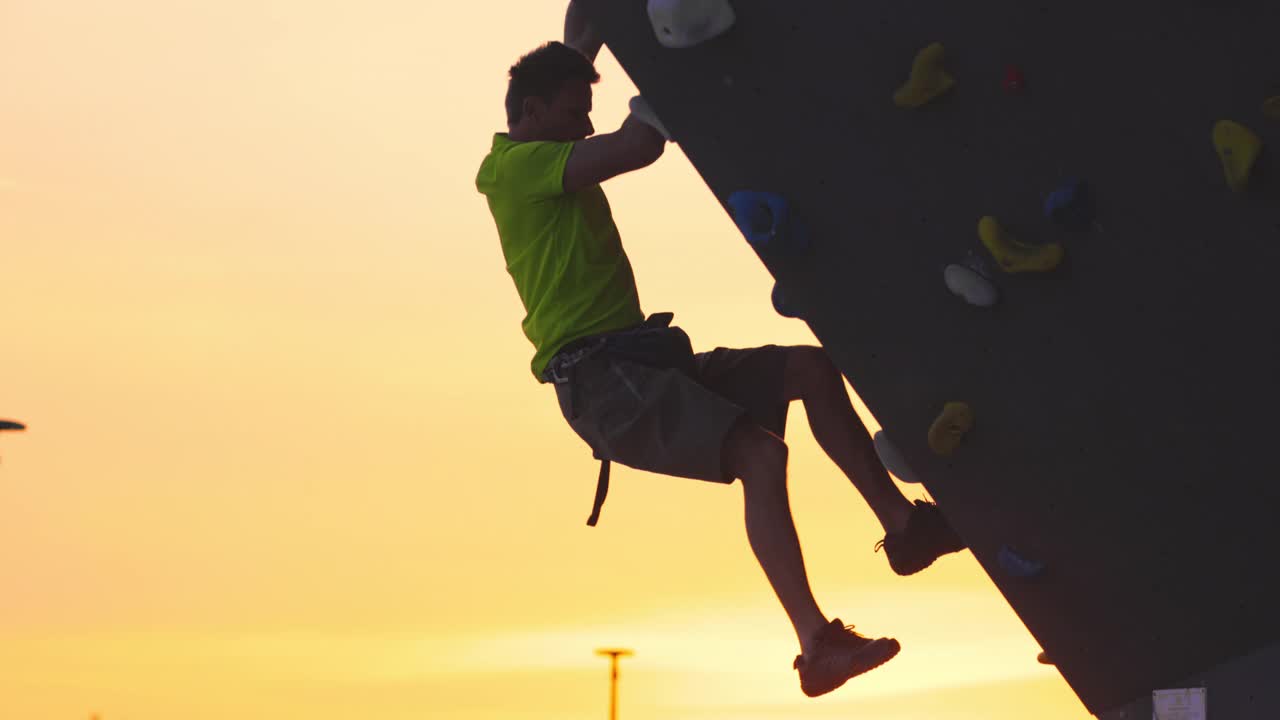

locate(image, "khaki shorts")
(551, 340), (791, 483)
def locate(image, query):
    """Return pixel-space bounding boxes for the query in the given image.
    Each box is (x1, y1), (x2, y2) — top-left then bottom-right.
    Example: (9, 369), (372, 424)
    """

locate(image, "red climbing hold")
(1003, 65), (1025, 94)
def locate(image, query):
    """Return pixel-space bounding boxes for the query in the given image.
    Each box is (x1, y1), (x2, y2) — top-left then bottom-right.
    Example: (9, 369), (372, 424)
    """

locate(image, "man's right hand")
(565, 0), (604, 62)
(627, 96), (672, 142)
(623, 112), (668, 147)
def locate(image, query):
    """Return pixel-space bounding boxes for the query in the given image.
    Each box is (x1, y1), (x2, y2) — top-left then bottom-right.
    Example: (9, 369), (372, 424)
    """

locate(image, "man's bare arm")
(563, 114), (666, 194)
(564, 0), (603, 62)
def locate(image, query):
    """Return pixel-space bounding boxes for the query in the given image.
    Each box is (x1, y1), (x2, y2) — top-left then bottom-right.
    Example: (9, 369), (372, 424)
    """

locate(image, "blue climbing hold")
(998, 545), (1046, 578)
(728, 191), (809, 253)
(1044, 178), (1096, 231)
(771, 282), (800, 318)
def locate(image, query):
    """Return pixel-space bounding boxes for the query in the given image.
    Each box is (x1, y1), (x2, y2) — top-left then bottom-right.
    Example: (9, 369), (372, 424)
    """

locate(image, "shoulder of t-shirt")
(498, 139), (575, 198)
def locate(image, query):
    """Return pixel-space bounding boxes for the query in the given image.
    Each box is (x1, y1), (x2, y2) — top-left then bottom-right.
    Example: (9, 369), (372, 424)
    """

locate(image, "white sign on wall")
(1153, 688), (1206, 720)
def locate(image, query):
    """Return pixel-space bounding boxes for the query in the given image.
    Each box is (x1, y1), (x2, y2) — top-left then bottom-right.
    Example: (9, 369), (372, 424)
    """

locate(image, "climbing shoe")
(876, 500), (966, 576)
(794, 619), (900, 698)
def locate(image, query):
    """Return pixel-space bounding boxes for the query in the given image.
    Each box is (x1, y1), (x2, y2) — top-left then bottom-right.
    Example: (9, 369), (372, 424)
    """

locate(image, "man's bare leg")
(781, 347), (914, 534)
(723, 417), (829, 657)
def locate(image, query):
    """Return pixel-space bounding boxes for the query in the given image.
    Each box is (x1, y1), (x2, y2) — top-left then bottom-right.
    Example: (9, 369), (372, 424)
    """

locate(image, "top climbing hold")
(894, 43), (955, 109)
(0, 420), (25, 432)
(647, 0), (736, 49)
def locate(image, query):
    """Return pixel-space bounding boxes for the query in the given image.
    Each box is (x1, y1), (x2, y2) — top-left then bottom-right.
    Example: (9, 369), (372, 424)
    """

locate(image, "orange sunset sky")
(1, 1), (1091, 718)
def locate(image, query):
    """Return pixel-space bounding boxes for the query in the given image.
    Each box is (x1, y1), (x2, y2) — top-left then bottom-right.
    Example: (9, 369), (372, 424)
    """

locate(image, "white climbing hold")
(647, 0), (736, 49)
(873, 430), (921, 484)
(944, 263), (998, 307)
(628, 95), (672, 141)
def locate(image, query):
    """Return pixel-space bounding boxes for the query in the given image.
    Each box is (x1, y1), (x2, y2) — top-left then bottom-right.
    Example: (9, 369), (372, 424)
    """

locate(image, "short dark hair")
(505, 41), (600, 126)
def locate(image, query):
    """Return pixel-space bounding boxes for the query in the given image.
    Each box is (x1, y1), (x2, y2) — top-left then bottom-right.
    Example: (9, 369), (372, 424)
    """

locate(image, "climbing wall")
(580, 0), (1280, 716)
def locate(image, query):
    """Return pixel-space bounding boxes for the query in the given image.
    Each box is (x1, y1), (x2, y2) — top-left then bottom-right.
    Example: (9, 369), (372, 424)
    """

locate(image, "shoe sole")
(889, 544), (967, 576)
(802, 638), (902, 698)
(891, 556), (935, 576)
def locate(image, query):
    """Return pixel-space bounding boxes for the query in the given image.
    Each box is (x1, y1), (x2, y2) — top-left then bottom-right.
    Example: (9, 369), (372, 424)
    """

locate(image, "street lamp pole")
(0, 420), (25, 464)
(594, 647), (633, 720)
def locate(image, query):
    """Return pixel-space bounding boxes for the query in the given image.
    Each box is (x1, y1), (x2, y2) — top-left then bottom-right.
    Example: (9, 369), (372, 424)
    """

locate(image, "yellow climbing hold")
(1264, 96), (1280, 121)
(893, 42), (955, 109)
(978, 216), (1063, 273)
(928, 402), (973, 456)
(1213, 119), (1263, 192)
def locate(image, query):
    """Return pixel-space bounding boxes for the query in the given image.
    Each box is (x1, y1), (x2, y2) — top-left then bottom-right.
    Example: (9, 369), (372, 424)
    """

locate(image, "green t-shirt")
(476, 133), (645, 381)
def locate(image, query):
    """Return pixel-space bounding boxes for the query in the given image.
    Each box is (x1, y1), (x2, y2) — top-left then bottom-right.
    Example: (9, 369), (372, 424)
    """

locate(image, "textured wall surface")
(581, 0), (1280, 715)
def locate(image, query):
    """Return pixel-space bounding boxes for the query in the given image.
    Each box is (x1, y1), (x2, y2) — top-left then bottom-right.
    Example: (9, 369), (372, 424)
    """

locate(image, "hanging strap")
(587, 458), (610, 526)
(549, 313), (679, 528)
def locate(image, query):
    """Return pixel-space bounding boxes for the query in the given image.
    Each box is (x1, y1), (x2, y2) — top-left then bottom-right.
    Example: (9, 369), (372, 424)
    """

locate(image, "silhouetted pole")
(0, 420), (24, 465)
(595, 647), (633, 720)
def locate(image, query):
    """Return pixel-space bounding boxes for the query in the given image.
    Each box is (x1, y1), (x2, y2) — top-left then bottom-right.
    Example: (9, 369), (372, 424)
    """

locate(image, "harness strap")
(587, 458), (610, 526)
(545, 312), (679, 528)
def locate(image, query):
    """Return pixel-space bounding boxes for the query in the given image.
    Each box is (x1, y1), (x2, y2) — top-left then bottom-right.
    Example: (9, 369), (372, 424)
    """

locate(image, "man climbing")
(474, 0), (967, 699)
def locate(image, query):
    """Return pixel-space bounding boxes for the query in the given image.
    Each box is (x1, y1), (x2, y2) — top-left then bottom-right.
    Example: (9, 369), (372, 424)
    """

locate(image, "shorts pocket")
(554, 378), (579, 422)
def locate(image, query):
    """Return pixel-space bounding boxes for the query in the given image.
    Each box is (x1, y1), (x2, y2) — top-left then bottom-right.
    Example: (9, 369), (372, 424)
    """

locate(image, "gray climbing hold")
(647, 0), (736, 49)
(944, 263), (998, 307)
(998, 545), (1045, 578)
(874, 430), (921, 483)
(628, 95), (671, 141)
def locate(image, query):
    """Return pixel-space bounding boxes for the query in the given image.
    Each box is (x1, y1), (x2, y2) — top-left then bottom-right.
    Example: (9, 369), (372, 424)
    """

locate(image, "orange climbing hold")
(978, 216), (1063, 273)
(1263, 96), (1280, 121)
(928, 402), (973, 455)
(1212, 120), (1263, 192)
(893, 43), (955, 109)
